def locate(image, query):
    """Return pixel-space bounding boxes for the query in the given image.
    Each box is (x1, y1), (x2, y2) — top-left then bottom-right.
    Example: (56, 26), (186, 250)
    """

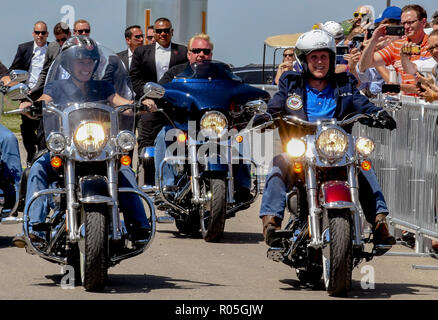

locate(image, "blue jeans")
(0, 124), (22, 201)
(259, 153), (388, 224)
(26, 152), (150, 237)
(154, 126), (251, 190)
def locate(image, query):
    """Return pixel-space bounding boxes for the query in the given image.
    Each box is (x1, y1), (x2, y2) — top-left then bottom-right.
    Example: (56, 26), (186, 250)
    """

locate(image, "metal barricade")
(354, 94), (438, 268)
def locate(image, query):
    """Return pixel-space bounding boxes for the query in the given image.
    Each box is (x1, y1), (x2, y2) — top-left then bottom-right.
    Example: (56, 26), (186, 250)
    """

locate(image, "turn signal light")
(235, 135), (243, 143)
(177, 133), (187, 143)
(361, 160), (372, 171)
(120, 155), (131, 166)
(50, 156), (62, 168)
(293, 162), (303, 174)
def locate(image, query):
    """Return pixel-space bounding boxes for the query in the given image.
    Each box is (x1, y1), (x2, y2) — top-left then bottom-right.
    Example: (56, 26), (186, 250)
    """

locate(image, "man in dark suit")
(117, 25), (144, 71)
(130, 17), (188, 150)
(9, 21), (49, 164)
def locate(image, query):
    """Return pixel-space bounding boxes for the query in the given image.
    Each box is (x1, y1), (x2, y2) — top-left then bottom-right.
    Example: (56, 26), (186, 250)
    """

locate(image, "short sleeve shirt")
(377, 35), (431, 87)
(305, 83), (336, 122)
(44, 79), (115, 105)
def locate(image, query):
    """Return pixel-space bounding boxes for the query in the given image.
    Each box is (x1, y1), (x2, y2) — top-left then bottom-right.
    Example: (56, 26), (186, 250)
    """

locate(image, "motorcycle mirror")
(142, 82), (165, 99)
(245, 100), (268, 113)
(9, 70), (29, 83)
(7, 83), (30, 100)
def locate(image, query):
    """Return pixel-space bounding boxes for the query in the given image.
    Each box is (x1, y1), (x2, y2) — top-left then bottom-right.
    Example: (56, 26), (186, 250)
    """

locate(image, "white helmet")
(320, 21), (344, 40)
(295, 29), (336, 76)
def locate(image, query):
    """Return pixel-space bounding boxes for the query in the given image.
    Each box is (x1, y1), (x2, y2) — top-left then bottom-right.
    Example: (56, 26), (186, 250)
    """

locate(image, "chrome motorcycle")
(256, 112), (393, 296)
(141, 60), (270, 242)
(2, 46), (155, 291)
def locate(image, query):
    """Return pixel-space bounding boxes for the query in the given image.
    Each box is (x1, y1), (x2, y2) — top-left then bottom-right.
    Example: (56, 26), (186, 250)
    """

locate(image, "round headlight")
(46, 132), (66, 153)
(74, 121), (107, 155)
(286, 138), (306, 158)
(316, 128), (348, 161)
(200, 111), (228, 138)
(356, 137), (375, 157)
(116, 131), (136, 152)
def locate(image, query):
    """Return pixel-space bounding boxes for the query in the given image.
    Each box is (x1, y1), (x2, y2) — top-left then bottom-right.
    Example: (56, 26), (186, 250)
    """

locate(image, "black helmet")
(60, 35), (100, 78)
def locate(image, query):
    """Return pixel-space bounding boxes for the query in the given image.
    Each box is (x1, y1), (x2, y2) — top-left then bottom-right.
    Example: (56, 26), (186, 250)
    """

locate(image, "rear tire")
(80, 207), (108, 292)
(200, 178), (226, 242)
(323, 210), (353, 297)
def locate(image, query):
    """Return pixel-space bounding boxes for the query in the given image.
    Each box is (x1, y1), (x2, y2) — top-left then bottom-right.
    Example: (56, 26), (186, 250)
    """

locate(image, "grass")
(0, 95), (21, 135)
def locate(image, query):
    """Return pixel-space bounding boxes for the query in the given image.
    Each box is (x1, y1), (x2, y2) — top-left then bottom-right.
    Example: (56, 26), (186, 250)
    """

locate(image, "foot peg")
(267, 247), (285, 262)
(1, 216), (23, 225)
(372, 244), (392, 256)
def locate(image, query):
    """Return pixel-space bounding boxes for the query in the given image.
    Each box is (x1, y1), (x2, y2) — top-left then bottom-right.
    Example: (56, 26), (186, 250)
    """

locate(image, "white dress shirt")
(128, 47), (134, 70)
(28, 41), (47, 89)
(155, 42), (171, 82)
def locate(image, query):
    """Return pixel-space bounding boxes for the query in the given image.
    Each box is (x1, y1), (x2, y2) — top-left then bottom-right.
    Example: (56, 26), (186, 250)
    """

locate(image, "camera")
(367, 27), (375, 39)
(385, 25), (405, 36)
(382, 83), (400, 94)
(336, 46), (349, 55)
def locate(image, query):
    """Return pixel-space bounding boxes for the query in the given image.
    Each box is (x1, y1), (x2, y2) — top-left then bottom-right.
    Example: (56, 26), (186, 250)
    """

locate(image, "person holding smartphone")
(359, 4), (431, 96)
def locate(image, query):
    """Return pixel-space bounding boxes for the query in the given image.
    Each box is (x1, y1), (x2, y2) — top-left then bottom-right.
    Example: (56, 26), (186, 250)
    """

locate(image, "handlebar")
(282, 113), (371, 128)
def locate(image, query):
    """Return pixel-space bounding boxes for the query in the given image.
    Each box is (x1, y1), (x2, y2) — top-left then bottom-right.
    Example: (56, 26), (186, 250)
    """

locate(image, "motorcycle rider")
(146, 33), (252, 202)
(258, 29), (397, 247)
(13, 36), (154, 247)
(0, 63), (23, 212)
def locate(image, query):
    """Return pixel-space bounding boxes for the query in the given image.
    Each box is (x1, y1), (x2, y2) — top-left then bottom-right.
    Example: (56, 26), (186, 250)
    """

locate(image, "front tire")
(322, 210), (353, 297)
(200, 178), (226, 242)
(80, 207), (108, 292)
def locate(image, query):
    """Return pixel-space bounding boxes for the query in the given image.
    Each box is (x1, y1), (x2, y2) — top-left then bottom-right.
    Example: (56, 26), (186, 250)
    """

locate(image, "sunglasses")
(133, 34), (144, 39)
(353, 12), (366, 18)
(34, 30), (47, 35)
(56, 37), (67, 43)
(283, 53), (294, 57)
(155, 28), (171, 34)
(75, 29), (90, 34)
(190, 48), (211, 55)
(146, 36), (154, 40)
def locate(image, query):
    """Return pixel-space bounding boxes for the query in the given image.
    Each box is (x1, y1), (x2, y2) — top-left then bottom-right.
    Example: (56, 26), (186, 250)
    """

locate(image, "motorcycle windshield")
(43, 40), (135, 139)
(175, 60), (243, 82)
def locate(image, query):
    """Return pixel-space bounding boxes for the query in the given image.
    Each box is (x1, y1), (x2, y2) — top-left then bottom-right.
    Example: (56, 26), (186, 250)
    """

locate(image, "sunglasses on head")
(133, 34), (144, 39)
(155, 28), (171, 34)
(353, 12), (366, 18)
(190, 48), (211, 55)
(56, 37), (67, 43)
(34, 30), (47, 35)
(283, 53), (294, 57)
(75, 29), (90, 34)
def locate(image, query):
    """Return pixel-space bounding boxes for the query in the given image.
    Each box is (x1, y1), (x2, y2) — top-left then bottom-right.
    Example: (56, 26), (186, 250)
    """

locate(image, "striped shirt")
(377, 34), (431, 92)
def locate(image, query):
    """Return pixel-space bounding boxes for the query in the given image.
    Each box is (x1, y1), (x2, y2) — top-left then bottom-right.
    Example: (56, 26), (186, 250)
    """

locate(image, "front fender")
(78, 175), (112, 204)
(319, 180), (354, 209)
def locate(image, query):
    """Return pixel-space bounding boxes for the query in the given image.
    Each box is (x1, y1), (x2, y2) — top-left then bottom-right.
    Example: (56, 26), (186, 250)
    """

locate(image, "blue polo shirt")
(305, 82), (336, 122)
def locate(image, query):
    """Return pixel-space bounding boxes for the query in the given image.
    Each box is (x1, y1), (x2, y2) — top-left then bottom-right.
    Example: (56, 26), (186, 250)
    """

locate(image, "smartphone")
(336, 46), (349, 55)
(382, 83), (401, 93)
(367, 27), (375, 39)
(352, 34), (365, 43)
(385, 25), (405, 36)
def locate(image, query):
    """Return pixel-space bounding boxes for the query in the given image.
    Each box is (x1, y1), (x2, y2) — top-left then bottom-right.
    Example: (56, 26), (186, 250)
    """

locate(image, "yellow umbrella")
(264, 33), (303, 49)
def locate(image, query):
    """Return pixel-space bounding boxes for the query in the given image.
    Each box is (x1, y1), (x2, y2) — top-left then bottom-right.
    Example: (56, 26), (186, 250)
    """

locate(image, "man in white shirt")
(9, 21), (49, 164)
(117, 25), (144, 71)
(130, 17), (188, 155)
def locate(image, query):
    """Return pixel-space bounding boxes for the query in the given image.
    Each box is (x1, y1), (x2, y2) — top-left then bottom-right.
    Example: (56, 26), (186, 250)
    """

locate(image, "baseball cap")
(374, 6), (402, 24)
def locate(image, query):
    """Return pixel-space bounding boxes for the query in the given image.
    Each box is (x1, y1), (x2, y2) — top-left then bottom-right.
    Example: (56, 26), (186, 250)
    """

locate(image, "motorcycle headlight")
(286, 138), (306, 158)
(74, 121), (107, 156)
(46, 132), (66, 153)
(200, 111), (228, 138)
(356, 137), (375, 157)
(316, 128), (348, 161)
(116, 131), (136, 152)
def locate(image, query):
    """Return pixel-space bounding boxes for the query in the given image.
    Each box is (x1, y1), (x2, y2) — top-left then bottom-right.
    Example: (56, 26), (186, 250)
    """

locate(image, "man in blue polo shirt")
(259, 29), (397, 247)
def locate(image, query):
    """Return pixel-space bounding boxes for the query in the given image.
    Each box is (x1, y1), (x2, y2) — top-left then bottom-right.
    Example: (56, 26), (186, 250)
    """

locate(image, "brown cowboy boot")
(373, 213), (396, 245)
(262, 215), (282, 246)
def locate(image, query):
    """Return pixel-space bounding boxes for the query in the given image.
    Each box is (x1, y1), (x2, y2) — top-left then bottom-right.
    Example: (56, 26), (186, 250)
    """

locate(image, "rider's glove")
(253, 113), (272, 127)
(376, 110), (397, 131)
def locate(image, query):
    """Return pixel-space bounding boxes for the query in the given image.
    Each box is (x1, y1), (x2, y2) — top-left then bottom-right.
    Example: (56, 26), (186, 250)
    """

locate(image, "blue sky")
(207, 0), (437, 67)
(0, 0), (436, 68)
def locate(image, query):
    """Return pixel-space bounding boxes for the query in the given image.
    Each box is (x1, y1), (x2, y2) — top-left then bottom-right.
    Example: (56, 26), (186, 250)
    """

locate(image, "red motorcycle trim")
(319, 180), (352, 204)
